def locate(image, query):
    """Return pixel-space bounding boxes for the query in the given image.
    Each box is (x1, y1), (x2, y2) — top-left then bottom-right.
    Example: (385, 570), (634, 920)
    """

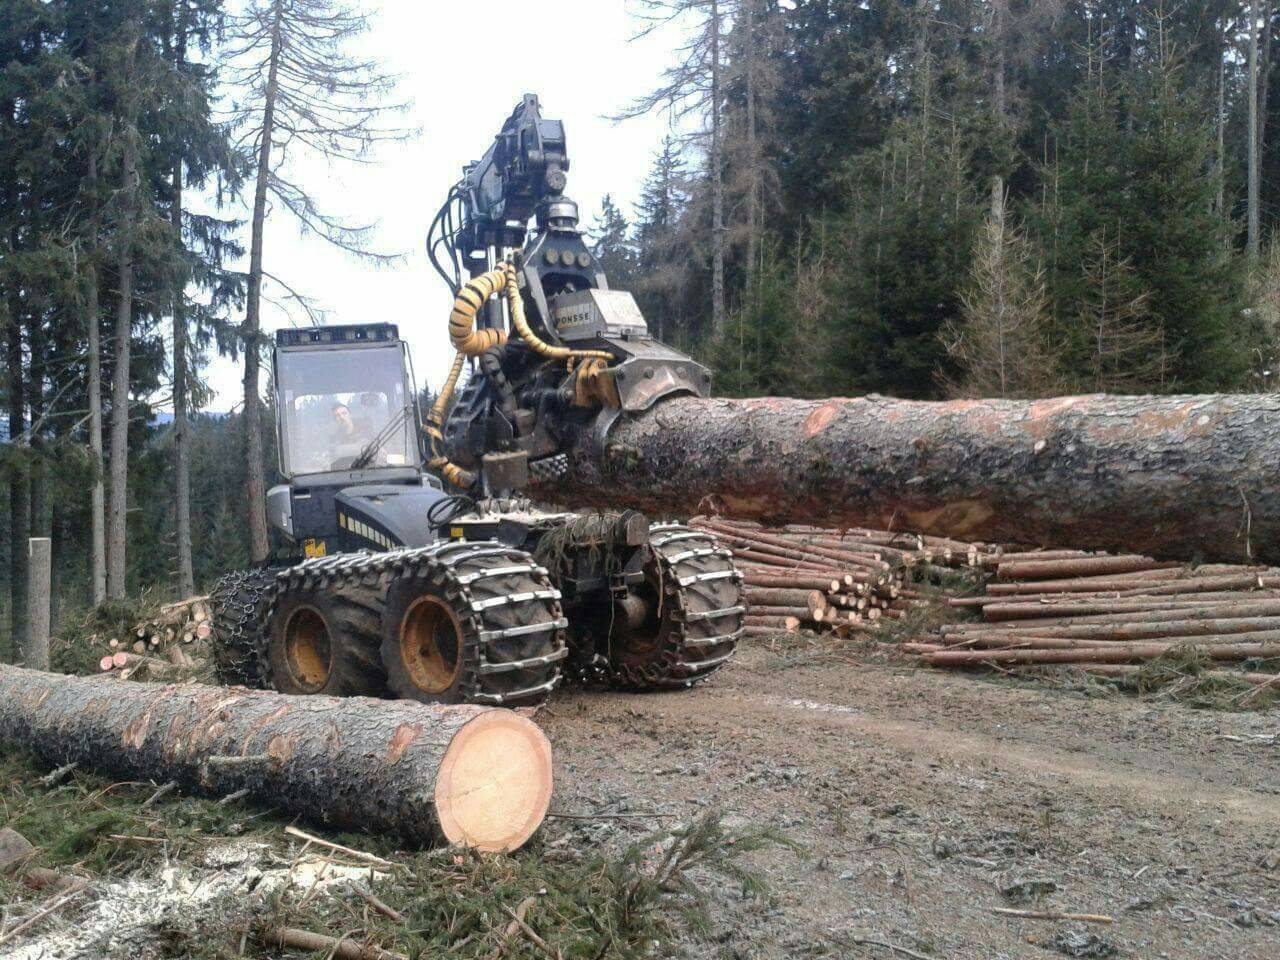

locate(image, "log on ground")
(0, 665), (552, 851)
(551, 394), (1280, 564)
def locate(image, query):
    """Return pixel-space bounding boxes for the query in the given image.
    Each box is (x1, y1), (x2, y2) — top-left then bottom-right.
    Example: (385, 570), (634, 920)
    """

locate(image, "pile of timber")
(691, 517), (994, 639)
(95, 595), (213, 679)
(905, 551), (1280, 688)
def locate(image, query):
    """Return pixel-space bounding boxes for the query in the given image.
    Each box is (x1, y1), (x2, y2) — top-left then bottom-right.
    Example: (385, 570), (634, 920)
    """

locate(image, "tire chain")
(257, 540), (569, 707)
(209, 568), (278, 687)
(565, 524), (745, 689)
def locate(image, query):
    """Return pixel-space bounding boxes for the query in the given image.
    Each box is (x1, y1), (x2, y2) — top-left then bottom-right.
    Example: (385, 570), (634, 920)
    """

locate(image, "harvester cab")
(266, 322), (445, 558)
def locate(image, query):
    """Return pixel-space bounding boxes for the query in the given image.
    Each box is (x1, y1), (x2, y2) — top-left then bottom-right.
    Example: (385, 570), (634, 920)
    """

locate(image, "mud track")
(542, 645), (1279, 959)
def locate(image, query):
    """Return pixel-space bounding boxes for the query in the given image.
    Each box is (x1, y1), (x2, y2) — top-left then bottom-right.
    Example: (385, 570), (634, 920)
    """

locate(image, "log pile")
(91, 595), (214, 679)
(907, 551), (1280, 689)
(690, 517), (994, 639)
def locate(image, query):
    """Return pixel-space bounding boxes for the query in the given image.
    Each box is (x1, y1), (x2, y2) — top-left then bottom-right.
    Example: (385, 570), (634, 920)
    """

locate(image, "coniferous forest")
(5, 0), (1280, 654)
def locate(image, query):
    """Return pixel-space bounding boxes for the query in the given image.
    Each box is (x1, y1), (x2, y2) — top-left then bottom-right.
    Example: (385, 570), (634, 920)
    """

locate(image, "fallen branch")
(259, 925), (407, 960)
(356, 886), (406, 924)
(284, 826), (400, 871)
(0, 885), (86, 948)
(990, 907), (1113, 924)
(487, 895), (536, 960)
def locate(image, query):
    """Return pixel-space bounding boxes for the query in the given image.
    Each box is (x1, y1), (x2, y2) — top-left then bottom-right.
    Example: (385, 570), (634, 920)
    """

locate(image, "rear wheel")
(209, 569), (276, 687)
(264, 579), (385, 697)
(381, 542), (567, 706)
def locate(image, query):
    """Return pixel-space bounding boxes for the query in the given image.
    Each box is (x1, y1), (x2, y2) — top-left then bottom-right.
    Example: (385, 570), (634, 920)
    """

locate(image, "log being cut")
(552, 393), (1280, 564)
(0, 665), (552, 851)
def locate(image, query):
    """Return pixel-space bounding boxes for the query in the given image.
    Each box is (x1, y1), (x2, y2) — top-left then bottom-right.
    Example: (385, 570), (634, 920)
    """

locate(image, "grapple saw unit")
(209, 96), (743, 707)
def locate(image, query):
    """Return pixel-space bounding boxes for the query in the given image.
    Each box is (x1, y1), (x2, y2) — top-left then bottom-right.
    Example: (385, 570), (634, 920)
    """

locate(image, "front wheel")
(605, 524), (744, 690)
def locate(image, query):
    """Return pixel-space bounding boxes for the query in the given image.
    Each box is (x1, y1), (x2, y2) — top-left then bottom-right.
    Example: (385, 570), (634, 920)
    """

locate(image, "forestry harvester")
(209, 95), (743, 707)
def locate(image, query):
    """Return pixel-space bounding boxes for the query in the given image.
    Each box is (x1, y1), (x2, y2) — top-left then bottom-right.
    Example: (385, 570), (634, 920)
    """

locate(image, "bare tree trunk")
(5, 278), (27, 662)
(1218, 14), (1227, 215)
(27, 312), (45, 541)
(743, 0), (759, 304)
(550, 393), (1280, 565)
(1261, 1), (1274, 232)
(1250, 0), (1262, 258)
(86, 153), (106, 606)
(709, 0), (726, 338)
(171, 15), (194, 597)
(242, 1), (284, 564)
(172, 167), (194, 596)
(107, 117), (138, 599)
(990, 0), (1007, 222)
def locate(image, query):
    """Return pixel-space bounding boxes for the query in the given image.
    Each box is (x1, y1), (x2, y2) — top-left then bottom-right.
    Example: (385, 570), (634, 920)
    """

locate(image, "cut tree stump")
(550, 393), (1280, 564)
(0, 665), (552, 850)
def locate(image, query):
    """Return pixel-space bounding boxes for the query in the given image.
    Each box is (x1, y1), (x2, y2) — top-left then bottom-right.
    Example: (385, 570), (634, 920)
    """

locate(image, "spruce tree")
(942, 206), (1059, 399)
(590, 195), (636, 291)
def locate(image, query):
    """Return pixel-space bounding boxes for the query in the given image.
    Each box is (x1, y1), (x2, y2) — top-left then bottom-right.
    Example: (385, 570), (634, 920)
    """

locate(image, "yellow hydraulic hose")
(499, 262), (612, 363)
(426, 262), (617, 489)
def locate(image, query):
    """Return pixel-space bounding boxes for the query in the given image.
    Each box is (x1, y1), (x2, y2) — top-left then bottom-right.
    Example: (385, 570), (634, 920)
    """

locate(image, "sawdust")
(5, 841), (385, 960)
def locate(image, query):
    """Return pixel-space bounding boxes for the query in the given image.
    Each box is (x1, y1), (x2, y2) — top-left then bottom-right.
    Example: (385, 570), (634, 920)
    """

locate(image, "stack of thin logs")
(691, 517), (991, 638)
(96, 596), (213, 678)
(905, 551), (1280, 687)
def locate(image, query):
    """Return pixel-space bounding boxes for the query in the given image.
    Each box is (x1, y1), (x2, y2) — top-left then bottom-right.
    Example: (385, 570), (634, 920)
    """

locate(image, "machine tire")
(380, 543), (566, 707)
(264, 578), (386, 697)
(209, 568), (276, 687)
(605, 524), (744, 690)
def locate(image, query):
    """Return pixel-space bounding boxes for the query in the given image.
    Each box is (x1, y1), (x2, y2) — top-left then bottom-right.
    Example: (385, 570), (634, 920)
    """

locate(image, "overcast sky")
(196, 0), (685, 411)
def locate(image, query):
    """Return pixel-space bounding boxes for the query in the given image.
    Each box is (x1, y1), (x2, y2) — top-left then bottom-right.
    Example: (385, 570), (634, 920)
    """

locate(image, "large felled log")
(0, 665), (552, 851)
(554, 394), (1280, 564)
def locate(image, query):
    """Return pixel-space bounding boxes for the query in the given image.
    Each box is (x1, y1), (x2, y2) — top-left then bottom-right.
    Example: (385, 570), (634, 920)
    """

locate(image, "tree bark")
(27, 303), (45, 540)
(170, 10), (195, 597)
(708, 0), (726, 339)
(1217, 15), (1226, 215)
(86, 152), (106, 606)
(6, 265), (28, 665)
(1261, 1), (1274, 223)
(743, 0), (759, 304)
(23, 539), (49, 670)
(243, 0), (284, 564)
(1250, 0), (1262, 258)
(170, 24), (194, 601)
(107, 115), (138, 599)
(551, 393), (1280, 564)
(990, 0), (1007, 222)
(0, 665), (553, 850)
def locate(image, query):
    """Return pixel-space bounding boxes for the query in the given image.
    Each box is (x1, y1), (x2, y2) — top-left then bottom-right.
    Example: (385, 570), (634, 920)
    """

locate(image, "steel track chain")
(257, 540), (568, 706)
(209, 568), (278, 687)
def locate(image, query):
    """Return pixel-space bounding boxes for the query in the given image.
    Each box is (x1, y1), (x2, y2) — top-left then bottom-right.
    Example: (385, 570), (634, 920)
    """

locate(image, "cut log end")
(434, 710), (553, 853)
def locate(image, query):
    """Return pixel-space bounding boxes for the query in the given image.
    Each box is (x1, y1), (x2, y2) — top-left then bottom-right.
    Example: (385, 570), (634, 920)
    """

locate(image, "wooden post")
(24, 538), (50, 670)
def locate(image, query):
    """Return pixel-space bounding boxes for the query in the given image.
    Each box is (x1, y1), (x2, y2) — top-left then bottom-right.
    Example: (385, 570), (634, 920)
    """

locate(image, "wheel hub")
(283, 607), (333, 693)
(400, 597), (464, 694)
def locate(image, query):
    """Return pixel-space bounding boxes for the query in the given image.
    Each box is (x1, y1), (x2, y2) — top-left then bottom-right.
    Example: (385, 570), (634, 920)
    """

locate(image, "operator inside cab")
(325, 400), (379, 469)
(274, 334), (417, 477)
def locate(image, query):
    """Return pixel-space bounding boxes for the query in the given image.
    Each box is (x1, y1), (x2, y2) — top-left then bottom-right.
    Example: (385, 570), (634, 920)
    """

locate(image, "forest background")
(4, 0), (1280, 656)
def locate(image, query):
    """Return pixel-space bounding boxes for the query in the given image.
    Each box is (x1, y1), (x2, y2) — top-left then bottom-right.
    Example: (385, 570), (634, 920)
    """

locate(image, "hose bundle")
(426, 263), (615, 490)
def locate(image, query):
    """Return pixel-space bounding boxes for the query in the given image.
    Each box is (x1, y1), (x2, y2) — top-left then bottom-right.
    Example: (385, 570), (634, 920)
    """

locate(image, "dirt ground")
(539, 643), (1280, 960)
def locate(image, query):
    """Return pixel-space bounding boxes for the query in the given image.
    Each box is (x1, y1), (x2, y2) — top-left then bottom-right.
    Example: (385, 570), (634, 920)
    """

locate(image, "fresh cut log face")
(0, 665), (552, 851)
